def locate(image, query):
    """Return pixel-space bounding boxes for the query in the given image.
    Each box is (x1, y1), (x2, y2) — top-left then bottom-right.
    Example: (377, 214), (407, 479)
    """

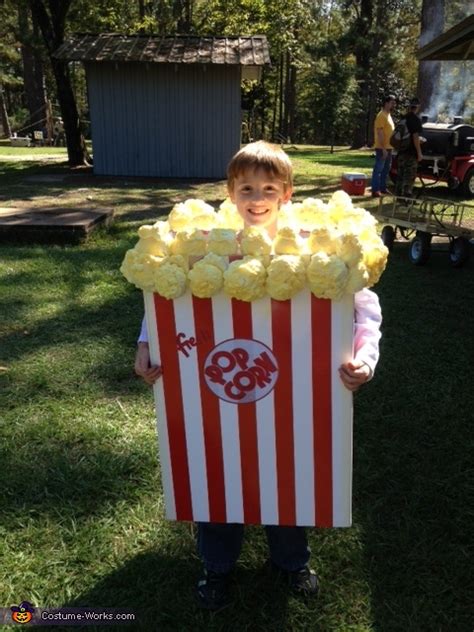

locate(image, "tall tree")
(29, 0), (90, 166)
(18, 0), (48, 132)
(0, 84), (12, 137)
(342, 0), (421, 147)
(417, 0), (444, 115)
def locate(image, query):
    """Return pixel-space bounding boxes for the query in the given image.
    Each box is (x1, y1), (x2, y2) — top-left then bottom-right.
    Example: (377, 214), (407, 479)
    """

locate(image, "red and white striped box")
(144, 289), (354, 527)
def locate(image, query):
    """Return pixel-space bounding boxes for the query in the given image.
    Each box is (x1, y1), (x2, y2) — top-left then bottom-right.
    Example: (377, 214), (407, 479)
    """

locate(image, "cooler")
(341, 173), (367, 196)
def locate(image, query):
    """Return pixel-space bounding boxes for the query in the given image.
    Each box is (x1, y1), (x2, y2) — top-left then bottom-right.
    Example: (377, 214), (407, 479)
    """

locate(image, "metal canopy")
(54, 34), (271, 67)
(417, 14), (474, 60)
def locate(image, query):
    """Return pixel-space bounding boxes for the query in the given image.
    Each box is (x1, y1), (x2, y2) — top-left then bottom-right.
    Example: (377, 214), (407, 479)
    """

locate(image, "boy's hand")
(338, 360), (371, 392)
(135, 342), (163, 385)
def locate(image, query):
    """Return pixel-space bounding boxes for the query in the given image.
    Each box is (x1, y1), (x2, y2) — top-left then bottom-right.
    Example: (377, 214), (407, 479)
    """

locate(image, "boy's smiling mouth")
(248, 207), (269, 216)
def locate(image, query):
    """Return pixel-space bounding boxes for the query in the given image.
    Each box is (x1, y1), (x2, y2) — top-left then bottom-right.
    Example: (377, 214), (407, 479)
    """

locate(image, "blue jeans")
(371, 149), (392, 193)
(197, 522), (310, 574)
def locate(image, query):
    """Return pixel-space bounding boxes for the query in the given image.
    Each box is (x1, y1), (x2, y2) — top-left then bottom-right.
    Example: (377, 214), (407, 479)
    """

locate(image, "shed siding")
(86, 62), (241, 178)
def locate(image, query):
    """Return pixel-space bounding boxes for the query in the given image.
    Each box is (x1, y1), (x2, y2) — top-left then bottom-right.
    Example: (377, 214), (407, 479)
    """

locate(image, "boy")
(135, 141), (382, 609)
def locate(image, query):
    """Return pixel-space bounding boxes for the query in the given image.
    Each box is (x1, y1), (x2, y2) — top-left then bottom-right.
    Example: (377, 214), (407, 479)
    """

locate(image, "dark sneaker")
(271, 562), (319, 597)
(371, 191), (382, 198)
(196, 569), (231, 610)
(287, 565), (319, 596)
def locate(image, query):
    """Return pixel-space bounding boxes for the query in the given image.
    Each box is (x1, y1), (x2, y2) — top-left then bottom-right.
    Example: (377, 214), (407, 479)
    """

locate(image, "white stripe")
(291, 290), (316, 526)
(252, 297), (278, 525)
(173, 293), (209, 522)
(212, 293), (244, 523)
(144, 291), (176, 520)
(330, 295), (354, 527)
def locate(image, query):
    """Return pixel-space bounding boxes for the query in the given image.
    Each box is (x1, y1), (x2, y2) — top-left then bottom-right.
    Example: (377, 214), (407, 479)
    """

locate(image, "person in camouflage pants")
(395, 98), (423, 197)
(396, 153), (419, 197)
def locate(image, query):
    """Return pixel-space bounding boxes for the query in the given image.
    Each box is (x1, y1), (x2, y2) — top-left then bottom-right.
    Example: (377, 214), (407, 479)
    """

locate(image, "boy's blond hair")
(227, 141), (293, 192)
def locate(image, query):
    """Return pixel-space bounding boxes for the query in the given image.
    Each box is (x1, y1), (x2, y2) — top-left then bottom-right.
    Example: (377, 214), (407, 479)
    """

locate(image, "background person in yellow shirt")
(370, 94), (396, 197)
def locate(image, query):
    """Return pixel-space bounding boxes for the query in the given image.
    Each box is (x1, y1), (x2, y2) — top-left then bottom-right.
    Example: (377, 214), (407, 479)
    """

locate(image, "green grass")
(1, 147), (473, 631)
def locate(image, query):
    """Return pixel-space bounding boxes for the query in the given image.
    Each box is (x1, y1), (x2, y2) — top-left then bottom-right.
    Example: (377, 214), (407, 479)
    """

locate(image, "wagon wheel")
(461, 168), (474, 198)
(449, 237), (470, 268)
(409, 232), (431, 265)
(381, 225), (395, 251)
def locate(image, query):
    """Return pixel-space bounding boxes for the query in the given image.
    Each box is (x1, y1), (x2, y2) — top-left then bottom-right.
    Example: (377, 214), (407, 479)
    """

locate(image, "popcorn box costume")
(122, 193), (387, 527)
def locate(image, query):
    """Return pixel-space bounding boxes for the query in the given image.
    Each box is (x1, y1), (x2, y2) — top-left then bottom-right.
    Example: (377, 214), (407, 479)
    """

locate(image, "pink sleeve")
(353, 288), (382, 377)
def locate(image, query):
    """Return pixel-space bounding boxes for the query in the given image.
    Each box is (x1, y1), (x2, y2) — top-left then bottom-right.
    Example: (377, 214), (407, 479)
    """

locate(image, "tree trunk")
(417, 0), (445, 116)
(287, 55), (297, 143)
(18, 2), (48, 132)
(0, 84), (12, 138)
(29, 0), (90, 166)
(173, 0), (192, 33)
(278, 53), (284, 139)
(51, 57), (90, 165)
(350, 0), (374, 148)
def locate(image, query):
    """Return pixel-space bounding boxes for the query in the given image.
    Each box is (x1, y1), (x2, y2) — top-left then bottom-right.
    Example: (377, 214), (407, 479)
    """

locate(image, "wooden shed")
(54, 34), (271, 178)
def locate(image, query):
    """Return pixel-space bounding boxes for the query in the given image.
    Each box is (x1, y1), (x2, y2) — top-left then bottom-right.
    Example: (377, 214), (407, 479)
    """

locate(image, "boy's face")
(229, 168), (292, 231)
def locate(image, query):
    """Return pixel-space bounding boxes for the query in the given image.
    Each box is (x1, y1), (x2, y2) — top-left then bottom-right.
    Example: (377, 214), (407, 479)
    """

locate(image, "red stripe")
(271, 299), (296, 525)
(154, 295), (193, 521)
(192, 296), (227, 523)
(232, 299), (261, 525)
(311, 296), (333, 527)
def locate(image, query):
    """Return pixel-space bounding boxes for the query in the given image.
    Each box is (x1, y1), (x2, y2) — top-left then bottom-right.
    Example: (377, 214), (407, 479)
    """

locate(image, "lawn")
(0, 146), (473, 631)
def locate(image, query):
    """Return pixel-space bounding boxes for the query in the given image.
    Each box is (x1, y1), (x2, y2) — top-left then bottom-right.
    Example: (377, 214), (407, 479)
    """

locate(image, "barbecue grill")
(390, 117), (474, 197)
(422, 122), (474, 158)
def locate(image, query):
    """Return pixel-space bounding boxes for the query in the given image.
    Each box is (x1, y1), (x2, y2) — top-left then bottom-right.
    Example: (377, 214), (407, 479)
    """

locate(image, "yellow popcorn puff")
(345, 261), (370, 294)
(240, 226), (273, 256)
(170, 229), (207, 256)
(135, 225), (170, 256)
(307, 227), (339, 255)
(198, 252), (228, 273)
(266, 255), (306, 301)
(208, 228), (239, 255)
(120, 250), (164, 292)
(153, 260), (187, 299)
(223, 256), (267, 302)
(336, 233), (364, 267)
(337, 209), (377, 235)
(363, 241), (388, 287)
(278, 200), (297, 229)
(188, 254), (227, 298)
(152, 220), (171, 235)
(307, 253), (349, 300)
(171, 198), (216, 230)
(167, 254), (189, 273)
(296, 197), (330, 231)
(190, 209), (217, 231)
(216, 198), (245, 230)
(328, 190), (354, 223)
(274, 226), (303, 255)
(168, 203), (192, 231)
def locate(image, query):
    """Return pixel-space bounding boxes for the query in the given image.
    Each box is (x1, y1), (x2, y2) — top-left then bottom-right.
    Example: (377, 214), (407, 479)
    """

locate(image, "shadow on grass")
(353, 246), (474, 631)
(0, 422), (158, 523)
(65, 553), (291, 631)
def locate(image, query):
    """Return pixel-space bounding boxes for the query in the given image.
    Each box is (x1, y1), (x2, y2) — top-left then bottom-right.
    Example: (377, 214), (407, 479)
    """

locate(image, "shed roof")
(53, 34), (271, 66)
(417, 14), (474, 60)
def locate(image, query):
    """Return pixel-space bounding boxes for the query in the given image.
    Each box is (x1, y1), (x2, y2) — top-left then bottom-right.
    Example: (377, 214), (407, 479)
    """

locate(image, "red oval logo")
(204, 339), (279, 404)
